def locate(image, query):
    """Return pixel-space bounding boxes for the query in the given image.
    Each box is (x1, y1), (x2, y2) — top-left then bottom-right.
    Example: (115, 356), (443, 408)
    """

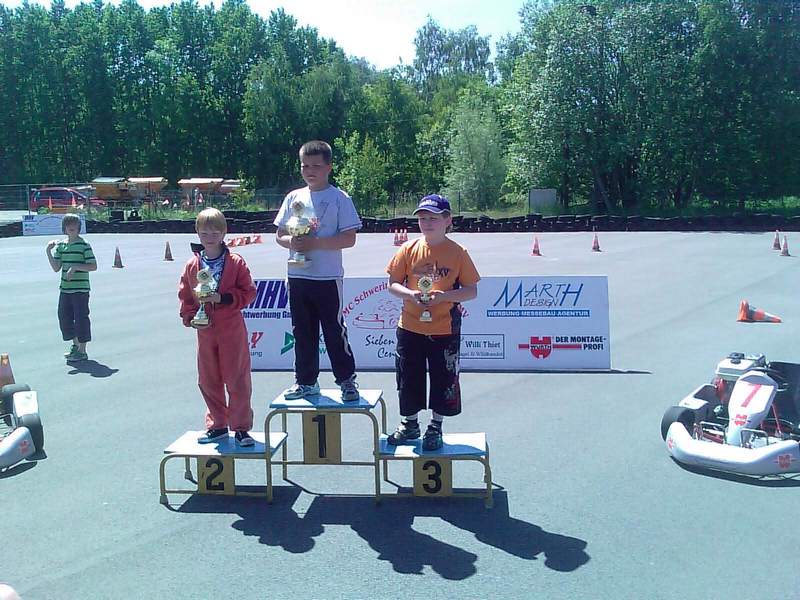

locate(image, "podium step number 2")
(197, 456), (235, 495)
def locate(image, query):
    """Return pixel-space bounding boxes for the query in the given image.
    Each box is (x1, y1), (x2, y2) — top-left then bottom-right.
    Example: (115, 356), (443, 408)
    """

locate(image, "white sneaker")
(283, 381), (320, 399)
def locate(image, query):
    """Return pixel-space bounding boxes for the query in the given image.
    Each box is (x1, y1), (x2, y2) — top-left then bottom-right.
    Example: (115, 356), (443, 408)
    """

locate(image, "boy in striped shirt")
(46, 214), (97, 362)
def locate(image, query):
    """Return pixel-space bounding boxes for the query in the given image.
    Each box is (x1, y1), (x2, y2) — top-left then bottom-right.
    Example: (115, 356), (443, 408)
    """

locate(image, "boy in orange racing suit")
(178, 208), (258, 445)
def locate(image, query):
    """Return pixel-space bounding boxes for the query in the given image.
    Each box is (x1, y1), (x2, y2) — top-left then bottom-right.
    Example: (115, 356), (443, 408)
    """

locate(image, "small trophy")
(417, 274), (434, 322)
(286, 198), (317, 267)
(191, 268), (217, 327)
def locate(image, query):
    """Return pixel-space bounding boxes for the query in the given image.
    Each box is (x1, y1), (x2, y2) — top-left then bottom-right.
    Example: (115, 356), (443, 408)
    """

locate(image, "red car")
(29, 187), (106, 211)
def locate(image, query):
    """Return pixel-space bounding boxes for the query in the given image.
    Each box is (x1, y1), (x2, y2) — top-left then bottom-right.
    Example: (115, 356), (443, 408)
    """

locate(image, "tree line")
(0, 0), (798, 215)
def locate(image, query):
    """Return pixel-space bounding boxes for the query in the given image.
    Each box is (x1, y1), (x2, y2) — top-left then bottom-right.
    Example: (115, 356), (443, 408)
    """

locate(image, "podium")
(264, 388), (387, 503)
(159, 388), (492, 508)
(159, 430), (287, 505)
(379, 432), (493, 507)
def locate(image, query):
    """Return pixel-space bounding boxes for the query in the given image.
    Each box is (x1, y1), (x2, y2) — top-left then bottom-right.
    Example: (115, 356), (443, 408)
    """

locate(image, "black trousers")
(58, 291), (91, 343)
(288, 278), (356, 385)
(395, 327), (462, 417)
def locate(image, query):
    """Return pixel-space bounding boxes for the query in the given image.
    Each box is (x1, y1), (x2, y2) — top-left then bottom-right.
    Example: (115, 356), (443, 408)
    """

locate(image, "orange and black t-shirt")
(386, 237), (480, 335)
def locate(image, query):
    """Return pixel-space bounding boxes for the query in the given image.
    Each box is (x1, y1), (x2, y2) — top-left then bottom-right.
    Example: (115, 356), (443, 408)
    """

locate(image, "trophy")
(417, 274), (434, 322)
(286, 198), (317, 267)
(191, 268), (217, 327)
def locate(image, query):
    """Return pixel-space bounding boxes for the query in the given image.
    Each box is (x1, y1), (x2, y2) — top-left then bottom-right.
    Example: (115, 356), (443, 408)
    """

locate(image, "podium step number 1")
(302, 411), (342, 464)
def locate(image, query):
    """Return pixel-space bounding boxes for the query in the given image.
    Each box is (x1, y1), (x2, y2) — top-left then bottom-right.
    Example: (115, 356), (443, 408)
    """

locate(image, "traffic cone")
(531, 236), (542, 256)
(164, 241), (173, 261)
(781, 236), (790, 257)
(737, 300), (781, 323)
(393, 229), (401, 246)
(0, 353), (15, 386)
(113, 246), (124, 268)
(403, 229), (408, 242)
(592, 232), (601, 252)
(773, 230), (781, 250)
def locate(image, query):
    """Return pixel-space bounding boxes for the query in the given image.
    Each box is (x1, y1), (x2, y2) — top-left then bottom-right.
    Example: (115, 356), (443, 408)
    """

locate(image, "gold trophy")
(417, 274), (434, 322)
(286, 198), (317, 267)
(191, 268), (217, 327)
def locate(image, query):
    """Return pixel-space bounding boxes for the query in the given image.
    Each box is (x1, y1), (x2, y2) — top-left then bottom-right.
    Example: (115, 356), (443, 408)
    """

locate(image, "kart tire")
(1, 383), (30, 426)
(18, 413), (44, 452)
(661, 406), (694, 441)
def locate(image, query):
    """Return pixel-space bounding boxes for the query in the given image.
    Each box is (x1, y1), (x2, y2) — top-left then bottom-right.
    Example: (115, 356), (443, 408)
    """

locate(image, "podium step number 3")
(414, 457), (453, 497)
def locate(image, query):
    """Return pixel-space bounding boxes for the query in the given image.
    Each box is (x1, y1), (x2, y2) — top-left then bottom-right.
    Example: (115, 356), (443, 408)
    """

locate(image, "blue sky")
(1, 0), (528, 69)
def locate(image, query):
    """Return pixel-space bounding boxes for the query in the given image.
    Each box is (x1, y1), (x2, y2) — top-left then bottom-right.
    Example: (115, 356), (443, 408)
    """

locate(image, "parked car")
(29, 187), (106, 211)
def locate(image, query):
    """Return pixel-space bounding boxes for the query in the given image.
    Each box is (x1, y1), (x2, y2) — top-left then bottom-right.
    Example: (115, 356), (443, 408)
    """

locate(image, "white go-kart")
(0, 383), (44, 471)
(661, 353), (800, 476)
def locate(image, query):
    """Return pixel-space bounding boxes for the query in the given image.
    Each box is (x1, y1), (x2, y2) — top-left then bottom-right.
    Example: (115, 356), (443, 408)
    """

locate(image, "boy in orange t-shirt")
(385, 195), (480, 450)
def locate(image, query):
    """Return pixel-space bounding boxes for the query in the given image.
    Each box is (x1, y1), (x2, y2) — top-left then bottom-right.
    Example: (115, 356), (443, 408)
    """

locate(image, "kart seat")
(768, 362), (800, 424)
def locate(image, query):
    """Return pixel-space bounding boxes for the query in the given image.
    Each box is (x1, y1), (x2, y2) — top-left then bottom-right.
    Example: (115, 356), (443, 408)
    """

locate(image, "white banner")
(22, 213), (86, 236)
(245, 276), (610, 372)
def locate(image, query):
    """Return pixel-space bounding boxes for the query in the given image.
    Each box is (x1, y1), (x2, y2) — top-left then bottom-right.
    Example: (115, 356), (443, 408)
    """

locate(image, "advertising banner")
(245, 276), (610, 372)
(22, 213), (86, 236)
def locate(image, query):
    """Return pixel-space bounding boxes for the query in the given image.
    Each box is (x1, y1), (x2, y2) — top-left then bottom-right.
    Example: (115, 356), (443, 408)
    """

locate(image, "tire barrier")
(4, 212), (800, 238)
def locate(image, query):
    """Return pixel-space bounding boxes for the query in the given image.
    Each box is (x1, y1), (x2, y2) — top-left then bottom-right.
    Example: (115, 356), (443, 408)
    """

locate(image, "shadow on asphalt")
(177, 490), (589, 578)
(675, 460), (800, 487)
(66, 359), (119, 378)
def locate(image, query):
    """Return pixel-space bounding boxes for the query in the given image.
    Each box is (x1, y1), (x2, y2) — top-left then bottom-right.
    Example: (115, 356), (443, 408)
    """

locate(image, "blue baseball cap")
(413, 194), (451, 215)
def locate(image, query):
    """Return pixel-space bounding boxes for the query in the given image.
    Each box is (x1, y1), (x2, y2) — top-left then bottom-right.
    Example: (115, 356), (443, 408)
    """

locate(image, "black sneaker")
(235, 430), (255, 447)
(422, 424), (443, 451)
(387, 420), (421, 445)
(197, 428), (228, 444)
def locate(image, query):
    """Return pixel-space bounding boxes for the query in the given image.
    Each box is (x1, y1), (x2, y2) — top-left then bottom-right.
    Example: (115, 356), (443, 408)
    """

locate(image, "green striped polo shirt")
(54, 237), (96, 292)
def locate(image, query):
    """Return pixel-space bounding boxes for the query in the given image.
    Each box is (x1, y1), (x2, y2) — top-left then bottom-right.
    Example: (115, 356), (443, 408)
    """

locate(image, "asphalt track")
(2, 227), (800, 599)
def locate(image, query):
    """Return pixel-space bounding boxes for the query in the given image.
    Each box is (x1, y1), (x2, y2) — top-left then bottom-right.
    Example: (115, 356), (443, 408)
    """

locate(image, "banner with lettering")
(244, 276), (610, 371)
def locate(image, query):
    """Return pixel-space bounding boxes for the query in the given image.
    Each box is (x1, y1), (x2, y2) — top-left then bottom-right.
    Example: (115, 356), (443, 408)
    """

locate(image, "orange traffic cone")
(113, 246), (124, 268)
(737, 300), (782, 323)
(393, 229), (401, 246)
(531, 236), (542, 256)
(592, 232), (601, 252)
(781, 236), (790, 257)
(164, 241), (173, 261)
(0, 353), (15, 386)
(773, 230), (782, 250)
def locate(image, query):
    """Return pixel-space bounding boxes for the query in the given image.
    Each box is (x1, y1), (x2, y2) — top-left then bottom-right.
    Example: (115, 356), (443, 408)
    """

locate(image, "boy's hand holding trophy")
(191, 268), (218, 328)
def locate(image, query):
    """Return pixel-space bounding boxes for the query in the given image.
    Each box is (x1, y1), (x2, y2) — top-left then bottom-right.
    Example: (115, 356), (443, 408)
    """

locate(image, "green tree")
(445, 88), (506, 211)
(335, 132), (388, 216)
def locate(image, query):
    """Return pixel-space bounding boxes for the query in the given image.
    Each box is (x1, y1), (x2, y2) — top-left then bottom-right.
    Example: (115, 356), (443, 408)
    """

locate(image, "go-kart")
(661, 353), (800, 476)
(0, 383), (44, 471)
